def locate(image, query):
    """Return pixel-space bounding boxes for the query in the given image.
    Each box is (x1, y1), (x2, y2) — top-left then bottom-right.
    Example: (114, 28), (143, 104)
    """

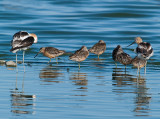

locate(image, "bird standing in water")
(69, 46), (89, 69)
(89, 40), (106, 60)
(10, 31), (38, 65)
(127, 37), (153, 73)
(112, 45), (132, 70)
(34, 47), (65, 64)
(132, 56), (146, 75)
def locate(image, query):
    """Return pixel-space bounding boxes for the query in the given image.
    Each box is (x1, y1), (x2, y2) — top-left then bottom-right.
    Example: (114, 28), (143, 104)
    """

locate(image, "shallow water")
(0, 0), (160, 118)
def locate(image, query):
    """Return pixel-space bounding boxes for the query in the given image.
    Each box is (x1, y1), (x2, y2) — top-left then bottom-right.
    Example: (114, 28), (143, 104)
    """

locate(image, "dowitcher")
(34, 47), (65, 64)
(127, 37), (153, 73)
(10, 31), (38, 64)
(112, 45), (132, 69)
(89, 40), (106, 60)
(132, 56), (146, 74)
(69, 46), (89, 69)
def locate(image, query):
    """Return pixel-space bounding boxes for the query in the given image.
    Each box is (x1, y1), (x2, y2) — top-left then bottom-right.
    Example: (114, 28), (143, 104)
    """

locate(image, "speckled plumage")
(112, 45), (132, 68)
(34, 47), (65, 64)
(132, 56), (146, 68)
(69, 46), (89, 69)
(89, 40), (106, 59)
(132, 56), (147, 74)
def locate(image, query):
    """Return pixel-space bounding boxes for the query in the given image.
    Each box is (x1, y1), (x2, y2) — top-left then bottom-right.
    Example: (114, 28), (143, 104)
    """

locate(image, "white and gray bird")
(127, 37), (153, 73)
(10, 31), (38, 64)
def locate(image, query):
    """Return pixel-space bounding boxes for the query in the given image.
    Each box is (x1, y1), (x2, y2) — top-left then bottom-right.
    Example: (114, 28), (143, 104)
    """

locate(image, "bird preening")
(89, 40), (106, 60)
(69, 46), (89, 69)
(10, 32), (153, 73)
(112, 45), (132, 70)
(10, 31), (38, 65)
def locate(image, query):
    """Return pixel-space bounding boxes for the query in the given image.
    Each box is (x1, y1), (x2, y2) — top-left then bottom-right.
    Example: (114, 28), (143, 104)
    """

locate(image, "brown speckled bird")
(89, 40), (106, 59)
(132, 56), (146, 74)
(69, 46), (89, 69)
(34, 47), (65, 64)
(112, 45), (132, 69)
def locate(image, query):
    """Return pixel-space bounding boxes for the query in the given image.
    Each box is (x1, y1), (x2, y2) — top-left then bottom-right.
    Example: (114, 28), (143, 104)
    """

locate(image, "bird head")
(34, 47), (45, 58)
(127, 37), (143, 47)
(30, 33), (38, 43)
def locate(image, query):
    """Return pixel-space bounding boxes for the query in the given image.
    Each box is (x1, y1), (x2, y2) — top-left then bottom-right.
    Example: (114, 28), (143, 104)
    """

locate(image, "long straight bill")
(34, 52), (40, 58)
(127, 41), (135, 47)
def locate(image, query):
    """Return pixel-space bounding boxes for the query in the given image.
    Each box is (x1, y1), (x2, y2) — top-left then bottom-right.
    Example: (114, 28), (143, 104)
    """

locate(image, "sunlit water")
(0, 0), (160, 118)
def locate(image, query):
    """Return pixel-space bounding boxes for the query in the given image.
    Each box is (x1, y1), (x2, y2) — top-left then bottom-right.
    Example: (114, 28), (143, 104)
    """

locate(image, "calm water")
(0, 0), (160, 118)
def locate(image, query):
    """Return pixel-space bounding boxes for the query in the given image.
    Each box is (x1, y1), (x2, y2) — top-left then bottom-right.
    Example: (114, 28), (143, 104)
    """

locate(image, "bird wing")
(10, 36), (34, 52)
(12, 31), (29, 41)
(69, 48), (82, 58)
(11, 31), (30, 46)
(136, 42), (153, 57)
(45, 47), (60, 54)
(117, 52), (132, 65)
(89, 43), (106, 53)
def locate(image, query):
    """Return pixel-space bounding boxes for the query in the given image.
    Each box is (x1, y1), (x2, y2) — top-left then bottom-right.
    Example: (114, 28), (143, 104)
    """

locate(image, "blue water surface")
(0, 0), (160, 118)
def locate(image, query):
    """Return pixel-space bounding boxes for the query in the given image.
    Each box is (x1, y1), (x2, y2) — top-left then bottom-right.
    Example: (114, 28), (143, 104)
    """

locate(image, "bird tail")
(10, 47), (19, 53)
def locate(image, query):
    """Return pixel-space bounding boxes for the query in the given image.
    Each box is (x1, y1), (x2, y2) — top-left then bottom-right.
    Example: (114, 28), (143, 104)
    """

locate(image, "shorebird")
(10, 31), (38, 64)
(112, 45), (132, 70)
(34, 47), (65, 64)
(69, 46), (89, 69)
(127, 37), (153, 73)
(132, 56), (146, 74)
(89, 40), (106, 60)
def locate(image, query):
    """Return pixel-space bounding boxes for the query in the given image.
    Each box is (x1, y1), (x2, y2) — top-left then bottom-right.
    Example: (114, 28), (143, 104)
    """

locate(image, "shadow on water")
(39, 65), (64, 84)
(10, 72), (36, 115)
(112, 68), (151, 117)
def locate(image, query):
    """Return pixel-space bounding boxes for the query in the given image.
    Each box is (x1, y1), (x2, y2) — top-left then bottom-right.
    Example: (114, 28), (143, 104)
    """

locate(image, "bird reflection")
(112, 68), (135, 86)
(10, 72), (36, 115)
(112, 69), (151, 116)
(70, 71), (88, 90)
(133, 76), (151, 116)
(39, 65), (64, 84)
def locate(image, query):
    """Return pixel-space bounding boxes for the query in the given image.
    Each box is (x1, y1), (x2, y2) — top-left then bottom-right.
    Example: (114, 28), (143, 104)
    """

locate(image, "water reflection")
(112, 68), (151, 116)
(133, 76), (151, 117)
(70, 71), (88, 90)
(10, 73), (36, 115)
(39, 65), (64, 84)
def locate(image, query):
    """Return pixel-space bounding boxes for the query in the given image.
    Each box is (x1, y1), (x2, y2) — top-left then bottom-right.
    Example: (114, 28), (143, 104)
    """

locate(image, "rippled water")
(0, 0), (160, 118)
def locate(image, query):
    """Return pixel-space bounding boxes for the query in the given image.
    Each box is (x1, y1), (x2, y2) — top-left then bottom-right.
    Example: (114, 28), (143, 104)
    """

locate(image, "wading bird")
(69, 46), (89, 69)
(34, 47), (65, 64)
(112, 45), (132, 70)
(10, 31), (38, 64)
(132, 56), (146, 75)
(89, 40), (106, 60)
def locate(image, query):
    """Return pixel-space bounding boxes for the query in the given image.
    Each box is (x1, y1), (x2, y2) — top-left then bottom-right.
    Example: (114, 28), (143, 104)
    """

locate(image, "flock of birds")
(10, 31), (153, 74)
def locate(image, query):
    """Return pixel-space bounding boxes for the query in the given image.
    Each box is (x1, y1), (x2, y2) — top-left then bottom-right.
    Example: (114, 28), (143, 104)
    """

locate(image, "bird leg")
(16, 53), (17, 65)
(98, 55), (99, 60)
(55, 57), (58, 64)
(144, 61), (147, 74)
(137, 66), (140, 76)
(115, 62), (117, 68)
(23, 51), (25, 64)
(137, 61), (140, 76)
(48, 58), (51, 64)
(78, 62), (80, 69)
